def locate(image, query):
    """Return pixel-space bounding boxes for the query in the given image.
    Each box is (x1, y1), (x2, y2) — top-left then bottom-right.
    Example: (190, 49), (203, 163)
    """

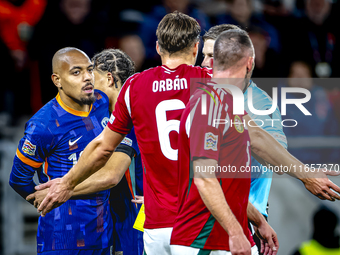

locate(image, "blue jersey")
(9, 90), (113, 252)
(110, 127), (144, 255)
(244, 81), (287, 216)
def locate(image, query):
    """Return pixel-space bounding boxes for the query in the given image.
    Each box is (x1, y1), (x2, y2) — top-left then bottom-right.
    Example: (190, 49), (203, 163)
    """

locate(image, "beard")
(80, 94), (96, 105)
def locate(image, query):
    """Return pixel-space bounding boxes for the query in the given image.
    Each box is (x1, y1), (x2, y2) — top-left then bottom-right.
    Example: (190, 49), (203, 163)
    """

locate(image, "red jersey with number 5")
(107, 64), (212, 229)
(170, 85), (254, 250)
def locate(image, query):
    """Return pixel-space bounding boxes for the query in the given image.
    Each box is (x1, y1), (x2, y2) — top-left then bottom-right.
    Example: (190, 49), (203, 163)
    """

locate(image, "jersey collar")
(56, 93), (93, 117)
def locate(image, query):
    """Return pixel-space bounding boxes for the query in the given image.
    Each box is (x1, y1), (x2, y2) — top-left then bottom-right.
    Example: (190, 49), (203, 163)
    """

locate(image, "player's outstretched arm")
(27, 151), (131, 207)
(36, 127), (125, 216)
(194, 158), (251, 255)
(244, 115), (340, 201)
(247, 202), (278, 255)
(72, 151), (131, 196)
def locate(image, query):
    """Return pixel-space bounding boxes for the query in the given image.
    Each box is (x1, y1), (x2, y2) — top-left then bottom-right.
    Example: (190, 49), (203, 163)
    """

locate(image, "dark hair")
(203, 24), (240, 42)
(214, 29), (254, 70)
(156, 11), (201, 55)
(92, 49), (135, 85)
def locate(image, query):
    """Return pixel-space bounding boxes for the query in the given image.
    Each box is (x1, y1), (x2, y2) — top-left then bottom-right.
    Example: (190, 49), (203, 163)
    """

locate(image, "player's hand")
(302, 169), (340, 201)
(35, 177), (74, 217)
(131, 195), (144, 204)
(229, 233), (251, 255)
(26, 188), (50, 209)
(253, 222), (279, 255)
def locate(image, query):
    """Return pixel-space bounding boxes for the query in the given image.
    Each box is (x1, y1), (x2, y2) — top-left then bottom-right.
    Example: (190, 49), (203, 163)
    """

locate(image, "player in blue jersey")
(201, 24), (340, 254)
(26, 48), (144, 255)
(9, 47), (113, 254)
(90, 49), (144, 255)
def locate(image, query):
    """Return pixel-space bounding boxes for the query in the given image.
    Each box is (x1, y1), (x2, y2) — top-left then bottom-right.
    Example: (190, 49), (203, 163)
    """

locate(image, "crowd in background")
(0, 0), (339, 164)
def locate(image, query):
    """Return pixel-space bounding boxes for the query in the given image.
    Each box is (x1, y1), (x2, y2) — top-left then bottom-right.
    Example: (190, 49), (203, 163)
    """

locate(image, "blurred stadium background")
(0, 0), (339, 254)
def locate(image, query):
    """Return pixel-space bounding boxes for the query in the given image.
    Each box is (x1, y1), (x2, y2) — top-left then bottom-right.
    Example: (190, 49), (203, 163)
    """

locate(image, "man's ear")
(193, 41), (199, 57)
(51, 73), (61, 88)
(247, 57), (254, 71)
(107, 72), (114, 87)
(156, 41), (161, 55)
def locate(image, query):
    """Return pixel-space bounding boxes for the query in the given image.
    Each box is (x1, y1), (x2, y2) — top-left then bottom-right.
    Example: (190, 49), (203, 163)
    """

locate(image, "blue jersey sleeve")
(9, 120), (53, 199)
(10, 157), (38, 199)
(246, 82), (287, 216)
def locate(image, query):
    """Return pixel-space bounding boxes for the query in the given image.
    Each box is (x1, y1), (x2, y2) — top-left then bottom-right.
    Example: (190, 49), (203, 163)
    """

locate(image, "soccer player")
(202, 24), (340, 203)
(34, 14), (276, 255)
(91, 49), (144, 255)
(170, 29), (259, 255)
(9, 47), (113, 254)
(79, 49), (144, 255)
(35, 12), (339, 253)
(36, 11), (212, 254)
(26, 48), (144, 255)
(203, 24), (285, 252)
(201, 24), (340, 254)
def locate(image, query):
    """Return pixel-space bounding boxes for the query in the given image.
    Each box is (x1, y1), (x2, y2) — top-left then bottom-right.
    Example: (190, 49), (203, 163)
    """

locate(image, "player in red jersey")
(35, 11), (211, 254)
(35, 12), (280, 254)
(170, 30), (267, 255)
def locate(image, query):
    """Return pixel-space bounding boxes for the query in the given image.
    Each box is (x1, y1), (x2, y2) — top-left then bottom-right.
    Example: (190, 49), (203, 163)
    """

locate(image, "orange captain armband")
(16, 149), (43, 168)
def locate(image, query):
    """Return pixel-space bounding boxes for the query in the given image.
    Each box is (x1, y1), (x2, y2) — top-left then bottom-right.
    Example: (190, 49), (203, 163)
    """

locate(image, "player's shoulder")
(28, 98), (58, 126)
(125, 66), (175, 86)
(93, 89), (110, 109)
(139, 64), (211, 76)
(181, 65), (212, 77)
(247, 81), (271, 98)
(124, 72), (142, 84)
(246, 81), (274, 106)
(192, 65), (212, 74)
(94, 89), (109, 102)
(24, 99), (59, 138)
(131, 66), (167, 81)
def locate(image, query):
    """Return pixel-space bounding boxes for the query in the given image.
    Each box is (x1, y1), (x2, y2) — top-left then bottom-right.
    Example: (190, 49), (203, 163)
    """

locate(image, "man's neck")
(212, 68), (248, 92)
(161, 56), (194, 69)
(59, 93), (90, 113)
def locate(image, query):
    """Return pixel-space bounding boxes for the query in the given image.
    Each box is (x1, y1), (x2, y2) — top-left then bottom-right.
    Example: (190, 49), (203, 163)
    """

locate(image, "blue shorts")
(38, 247), (110, 255)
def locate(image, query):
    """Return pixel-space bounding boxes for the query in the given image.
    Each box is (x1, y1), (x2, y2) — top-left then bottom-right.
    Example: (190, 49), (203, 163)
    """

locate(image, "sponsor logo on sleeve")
(234, 115), (244, 133)
(204, 132), (218, 151)
(109, 114), (115, 124)
(101, 117), (109, 128)
(22, 139), (36, 156)
(122, 137), (133, 147)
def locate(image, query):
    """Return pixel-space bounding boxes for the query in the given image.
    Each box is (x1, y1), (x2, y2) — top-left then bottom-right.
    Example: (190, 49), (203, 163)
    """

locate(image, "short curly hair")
(92, 48), (135, 86)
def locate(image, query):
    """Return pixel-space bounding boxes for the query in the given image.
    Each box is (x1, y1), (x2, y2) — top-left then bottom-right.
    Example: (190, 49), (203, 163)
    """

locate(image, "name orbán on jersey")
(107, 64), (212, 229)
